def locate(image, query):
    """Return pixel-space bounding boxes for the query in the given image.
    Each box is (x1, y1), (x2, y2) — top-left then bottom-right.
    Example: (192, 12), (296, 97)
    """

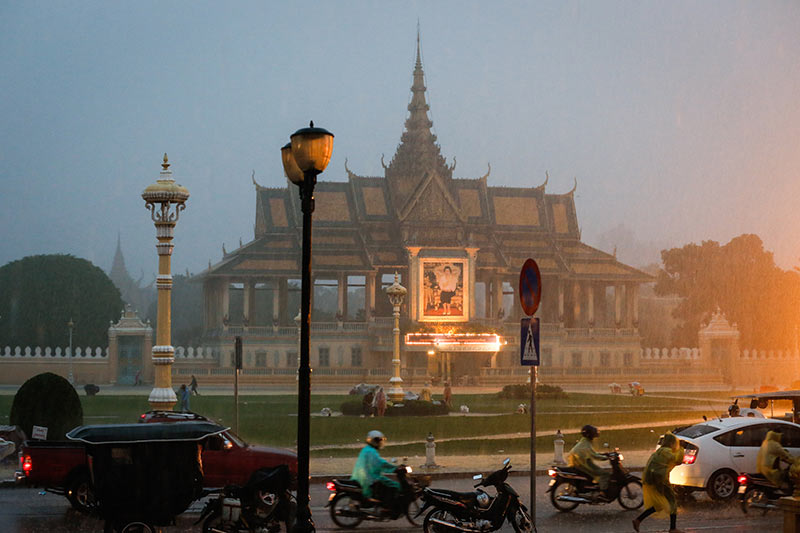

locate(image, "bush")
(386, 400), (449, 417)
(10, 372), (83, 440)
(497, 383), (566, 400)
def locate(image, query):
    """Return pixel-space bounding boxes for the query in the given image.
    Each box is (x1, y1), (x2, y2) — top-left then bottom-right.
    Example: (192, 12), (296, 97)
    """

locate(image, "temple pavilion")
(190, 38), (651, 387)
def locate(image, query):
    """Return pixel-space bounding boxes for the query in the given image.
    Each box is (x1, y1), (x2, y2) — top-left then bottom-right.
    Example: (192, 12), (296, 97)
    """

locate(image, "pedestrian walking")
(443, 381), (452, 408)
(374, 386), (387, 417)
(190, 374), (199, 395)
(178, 384), (191, 412)
(633, 432), (685, 533)
(134, 369), (141, 386)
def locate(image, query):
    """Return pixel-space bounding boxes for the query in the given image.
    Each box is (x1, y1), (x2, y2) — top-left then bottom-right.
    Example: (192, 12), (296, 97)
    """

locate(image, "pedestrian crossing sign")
(520, 317), (540, 366)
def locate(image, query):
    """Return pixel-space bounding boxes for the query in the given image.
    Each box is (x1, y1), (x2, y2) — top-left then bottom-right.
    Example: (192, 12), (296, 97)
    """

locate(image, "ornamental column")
(385, 273), (407, 402)
(142, 154), (189, 410)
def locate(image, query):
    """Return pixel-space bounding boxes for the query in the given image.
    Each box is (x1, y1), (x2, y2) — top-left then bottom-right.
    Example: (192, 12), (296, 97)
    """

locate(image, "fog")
(2, 1), (800, 276)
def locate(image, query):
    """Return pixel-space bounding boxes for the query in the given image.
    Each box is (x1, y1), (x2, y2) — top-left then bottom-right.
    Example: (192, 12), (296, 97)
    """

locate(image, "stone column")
(272, 279), (281, 325)
(242, 280), (252, 325)
(221, 280), (230, 327)
(572, 281), (581, 326)
(587, 281), (595, 327)
(407, 247), (421, 321)
(494, 275), (504, 319)
(558, 280), (565, 324)
(631, 284), (639, 327)
(366, 272), (376, 321)
(484, 279), (491, 319)
(614, 284), (622, 327)
(337, 273), (346, 320)
(465, 247), (479, 320)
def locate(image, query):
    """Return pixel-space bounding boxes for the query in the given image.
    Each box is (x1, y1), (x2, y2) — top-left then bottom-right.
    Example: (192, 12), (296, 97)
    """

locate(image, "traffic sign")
(520, 317), (540, 366)
(519, 258), (542, 316)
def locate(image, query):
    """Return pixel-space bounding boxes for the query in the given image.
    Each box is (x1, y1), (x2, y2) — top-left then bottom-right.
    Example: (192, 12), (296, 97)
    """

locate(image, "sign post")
(519, 258), (541, 526)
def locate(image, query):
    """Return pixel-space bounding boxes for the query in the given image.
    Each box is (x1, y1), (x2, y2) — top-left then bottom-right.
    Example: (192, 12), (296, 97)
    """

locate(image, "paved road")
(0, 475), (779, 532)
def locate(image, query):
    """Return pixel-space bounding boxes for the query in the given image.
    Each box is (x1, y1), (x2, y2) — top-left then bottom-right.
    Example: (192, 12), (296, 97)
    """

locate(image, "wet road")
(1, 476), (780, 532)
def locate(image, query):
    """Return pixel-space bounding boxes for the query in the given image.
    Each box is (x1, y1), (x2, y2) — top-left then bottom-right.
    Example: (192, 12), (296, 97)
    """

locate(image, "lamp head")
(281, 142), (304, 185)
(289, 121), (334, 175)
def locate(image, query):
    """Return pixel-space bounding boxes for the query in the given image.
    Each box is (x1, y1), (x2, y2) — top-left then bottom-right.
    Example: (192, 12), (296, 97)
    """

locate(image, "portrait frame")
(418, 258), (469, 322)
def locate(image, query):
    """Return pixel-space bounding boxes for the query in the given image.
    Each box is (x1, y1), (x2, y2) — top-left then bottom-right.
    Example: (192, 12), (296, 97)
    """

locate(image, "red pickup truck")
(15, 410), (298, 512)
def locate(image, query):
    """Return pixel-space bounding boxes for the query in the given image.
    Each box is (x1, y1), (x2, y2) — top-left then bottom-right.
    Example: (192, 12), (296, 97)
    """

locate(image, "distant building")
(191, 37), (651, 386)
(108, 234), (154, 317)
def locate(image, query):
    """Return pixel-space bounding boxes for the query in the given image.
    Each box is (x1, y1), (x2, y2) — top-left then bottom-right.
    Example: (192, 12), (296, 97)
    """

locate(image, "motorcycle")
(326, 464), (429, 528)
(547, 450), (643, 511)
(738, 471), (793, 515)
(197, 465), (296, 533)
(418, 458), (535, 533)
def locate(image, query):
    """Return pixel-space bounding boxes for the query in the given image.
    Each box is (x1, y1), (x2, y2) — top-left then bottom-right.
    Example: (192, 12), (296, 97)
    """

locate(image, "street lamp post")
(67, 318), (74, 385)
(281, 121), (334, 533)
(142, 154), (189, 410)
(385, 273), (407, 402)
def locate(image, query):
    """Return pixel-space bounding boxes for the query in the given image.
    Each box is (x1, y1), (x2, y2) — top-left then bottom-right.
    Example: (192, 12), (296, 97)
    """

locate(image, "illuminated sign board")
(405, 333), (505, 352)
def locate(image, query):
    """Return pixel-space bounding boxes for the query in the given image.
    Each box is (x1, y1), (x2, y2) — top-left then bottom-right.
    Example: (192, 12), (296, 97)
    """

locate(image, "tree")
(0, 254), (123, 348)
(10, 372), (83, 440)
(654, 234), (800, 348)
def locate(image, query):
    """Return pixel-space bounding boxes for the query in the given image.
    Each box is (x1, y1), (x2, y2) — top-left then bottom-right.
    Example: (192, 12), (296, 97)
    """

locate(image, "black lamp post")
(281, 121), (334, 533)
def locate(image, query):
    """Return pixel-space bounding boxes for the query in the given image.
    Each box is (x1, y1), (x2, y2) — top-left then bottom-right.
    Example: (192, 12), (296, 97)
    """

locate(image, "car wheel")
(549, 480), (580, 512)
(707, 470), (737, 500)
(67, 471), (96, 513)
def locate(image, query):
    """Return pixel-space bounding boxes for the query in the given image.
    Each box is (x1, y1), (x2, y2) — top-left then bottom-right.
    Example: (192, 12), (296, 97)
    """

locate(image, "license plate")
(737, 485), (746, 494)
(548, 479), (556, 487)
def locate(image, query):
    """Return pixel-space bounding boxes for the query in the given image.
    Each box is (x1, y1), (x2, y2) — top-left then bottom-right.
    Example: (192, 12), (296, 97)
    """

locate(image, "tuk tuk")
(67, 421), (226, 533)
(733, 389), (800, 423)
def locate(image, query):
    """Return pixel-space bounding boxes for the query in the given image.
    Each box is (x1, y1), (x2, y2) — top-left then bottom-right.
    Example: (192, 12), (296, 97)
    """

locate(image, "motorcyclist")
(567, 424), (610, 491)
(757, 430), (794, 487)
(350, 430), (401, 503)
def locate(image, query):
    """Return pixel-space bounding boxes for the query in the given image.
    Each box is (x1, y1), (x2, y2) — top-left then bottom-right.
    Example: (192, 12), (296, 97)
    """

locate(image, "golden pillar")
(142, 154), (189, 410)
(385, 272), (407, 402)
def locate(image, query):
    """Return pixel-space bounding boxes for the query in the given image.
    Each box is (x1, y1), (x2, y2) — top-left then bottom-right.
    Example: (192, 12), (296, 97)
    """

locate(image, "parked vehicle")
(547, 450), (642, 512)
(738, 471), (793, 515)
(15, 410), (297, 513)
(418, 458), (534, 533)
(198, 464), (296, 533)
(67, 421), (225, 533)
(664, 417), (800, 500)
(326, 464), (429, 528)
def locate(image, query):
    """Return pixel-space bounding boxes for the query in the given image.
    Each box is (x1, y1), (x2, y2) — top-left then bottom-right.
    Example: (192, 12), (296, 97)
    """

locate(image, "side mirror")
(503, 458), (511, 466)
(603, 442), (609, 449)
(391, 457), (398, 464)
(223, 439), (233, 450)
(473, 474), (483, 481)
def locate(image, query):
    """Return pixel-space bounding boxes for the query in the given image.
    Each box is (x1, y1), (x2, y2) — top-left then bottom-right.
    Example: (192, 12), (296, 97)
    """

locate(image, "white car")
(667, 417), (800, 500)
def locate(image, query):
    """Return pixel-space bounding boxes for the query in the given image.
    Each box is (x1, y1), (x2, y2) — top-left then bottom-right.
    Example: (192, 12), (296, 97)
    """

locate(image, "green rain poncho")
(642, 432), (684, 516)
(757, 430), (793, 486)
(567, 436), (610, 489)
(350, 444), (400, 498)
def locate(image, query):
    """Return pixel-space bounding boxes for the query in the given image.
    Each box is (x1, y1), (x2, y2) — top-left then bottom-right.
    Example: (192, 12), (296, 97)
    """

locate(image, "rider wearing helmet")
(350, 430), (401, 501)
(567, 425), (611, 490)
(757, 430), (794, 487)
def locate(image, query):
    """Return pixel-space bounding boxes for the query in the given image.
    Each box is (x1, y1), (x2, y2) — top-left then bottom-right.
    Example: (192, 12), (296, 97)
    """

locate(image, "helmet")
(581, 425), (599, 440)
(366, 430), (386, 448)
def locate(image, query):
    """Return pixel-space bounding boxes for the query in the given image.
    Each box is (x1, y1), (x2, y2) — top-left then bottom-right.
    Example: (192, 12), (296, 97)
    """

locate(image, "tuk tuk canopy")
(66, 421), (227, 444)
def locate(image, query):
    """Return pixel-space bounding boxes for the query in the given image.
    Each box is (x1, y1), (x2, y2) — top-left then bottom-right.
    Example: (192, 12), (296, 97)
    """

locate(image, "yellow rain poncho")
(567, 436), (610, 489)
(642, 433), (684, 516)
(757, 430), (793, 486)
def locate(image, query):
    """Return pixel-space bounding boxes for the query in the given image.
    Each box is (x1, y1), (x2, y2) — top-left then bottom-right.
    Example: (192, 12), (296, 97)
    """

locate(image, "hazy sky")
(2, 1), (800, 280)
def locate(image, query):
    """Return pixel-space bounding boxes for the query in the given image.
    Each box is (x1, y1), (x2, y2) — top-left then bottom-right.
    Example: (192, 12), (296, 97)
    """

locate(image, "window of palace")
(318, 347), (330, 367)
(347, 275), (365, 321)
(600, 352), (610, 367)
(287, 279), (301, 324)
(228, 282), (244, 324)
(571, 352), (583, 367)
(254, 282), (274, 326)
(502, 281), (515, 319)
(624, 352), (633, 366)
(313, 278), (338, 321)
(474, 281), (486, 318)
(351, 346), (363, 367)
(377, 272), (404, 316)
(273, 351), (280, 367)
(286, 350), (298, 368)
(255, 350), (267, 367)
(541, 347), (552, 366)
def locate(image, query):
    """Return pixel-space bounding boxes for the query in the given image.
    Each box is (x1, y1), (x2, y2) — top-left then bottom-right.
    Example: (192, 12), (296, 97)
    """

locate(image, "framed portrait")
(419, 258), (468, 322)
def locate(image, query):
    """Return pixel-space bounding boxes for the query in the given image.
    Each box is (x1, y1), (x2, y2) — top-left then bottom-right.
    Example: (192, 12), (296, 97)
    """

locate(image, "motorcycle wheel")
(509, 505), (534, 533)
(741, 486), (770, 516)
(119, 523), (154, 533)
(617, 479), (644, 510)
(406, 497), (423, 527)
(550, 480), (580, 512)
(329, 493), (364, 529)
(423, 508), (457, 533)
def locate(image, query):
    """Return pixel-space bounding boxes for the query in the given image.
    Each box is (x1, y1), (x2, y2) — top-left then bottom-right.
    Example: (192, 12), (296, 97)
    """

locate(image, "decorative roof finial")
(416, 20), (421, 66)
(162, 153), (170, 170)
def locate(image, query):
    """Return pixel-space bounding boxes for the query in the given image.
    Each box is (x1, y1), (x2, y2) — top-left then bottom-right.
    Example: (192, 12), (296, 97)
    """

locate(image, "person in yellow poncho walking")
(757, 430), (793, 487)
(567, 425), (610, 490)
(632, 432), (684, 533)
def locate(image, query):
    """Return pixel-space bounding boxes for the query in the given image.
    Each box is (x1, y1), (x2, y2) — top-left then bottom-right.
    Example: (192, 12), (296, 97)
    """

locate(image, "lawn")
(0, 391), (713, 452)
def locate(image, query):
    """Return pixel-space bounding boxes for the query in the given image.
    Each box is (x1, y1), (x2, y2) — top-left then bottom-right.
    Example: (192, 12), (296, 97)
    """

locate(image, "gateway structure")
(191, 40), (651, 387)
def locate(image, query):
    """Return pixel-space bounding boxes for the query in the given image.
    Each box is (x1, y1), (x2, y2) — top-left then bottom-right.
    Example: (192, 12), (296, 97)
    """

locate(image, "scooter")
(197, 465), (296, 533)
(738, 471), (793, 515)
(326, 465), (429, 528)
(547, 450), (643, 511)
(418, 458), (535, 533)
